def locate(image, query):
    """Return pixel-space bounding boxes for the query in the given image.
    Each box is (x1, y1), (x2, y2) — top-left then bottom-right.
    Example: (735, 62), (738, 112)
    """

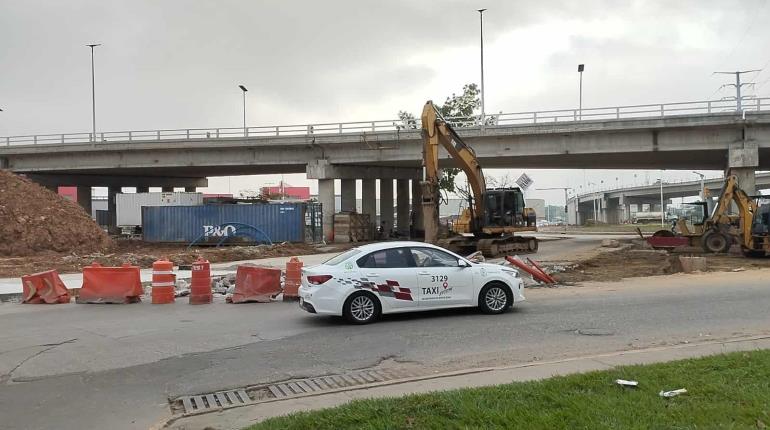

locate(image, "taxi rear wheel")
(343, 292), (381, 324)
(478, 283), (511, 314)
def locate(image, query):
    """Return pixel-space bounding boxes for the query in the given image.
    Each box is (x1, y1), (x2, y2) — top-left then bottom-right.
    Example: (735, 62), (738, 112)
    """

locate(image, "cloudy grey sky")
(2, 0), (769, 202)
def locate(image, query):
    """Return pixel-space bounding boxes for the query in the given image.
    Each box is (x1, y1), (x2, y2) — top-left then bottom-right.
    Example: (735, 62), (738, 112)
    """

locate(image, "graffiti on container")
(203, 225), (237, 237)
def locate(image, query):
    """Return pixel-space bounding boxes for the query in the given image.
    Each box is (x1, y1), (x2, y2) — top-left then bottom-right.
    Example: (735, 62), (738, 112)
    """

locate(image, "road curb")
(160, 334), (770, 430)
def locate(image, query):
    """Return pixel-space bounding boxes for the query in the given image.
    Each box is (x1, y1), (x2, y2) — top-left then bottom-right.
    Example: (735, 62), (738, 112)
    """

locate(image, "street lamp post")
(238, 85), (248, 136)
(477, 8), (487, 129)
(86, 43), (101, 142)
(577, 64), (584, 121)
(659, 170), (665, 227)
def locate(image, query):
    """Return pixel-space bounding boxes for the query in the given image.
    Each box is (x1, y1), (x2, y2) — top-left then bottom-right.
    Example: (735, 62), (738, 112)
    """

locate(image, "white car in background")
(298, 241), (524, 324)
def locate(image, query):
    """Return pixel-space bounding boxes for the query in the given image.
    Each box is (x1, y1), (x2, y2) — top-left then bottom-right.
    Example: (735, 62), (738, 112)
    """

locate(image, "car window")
(324, 248), (361, 266)
(357, 248), (413, 268)
(410, 247), (460, 267)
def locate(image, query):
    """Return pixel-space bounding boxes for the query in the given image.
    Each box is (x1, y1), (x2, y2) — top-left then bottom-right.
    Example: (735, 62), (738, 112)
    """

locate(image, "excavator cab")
(482, 188), (535, 228)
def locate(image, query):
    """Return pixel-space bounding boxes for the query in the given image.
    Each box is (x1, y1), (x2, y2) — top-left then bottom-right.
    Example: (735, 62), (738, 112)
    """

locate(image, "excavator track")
(477, 236), (538, 258)
(437, 235), (538, 258)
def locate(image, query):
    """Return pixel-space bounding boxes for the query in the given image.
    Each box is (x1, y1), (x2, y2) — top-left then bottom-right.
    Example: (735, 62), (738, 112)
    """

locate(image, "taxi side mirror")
(458, 259), (470, 268)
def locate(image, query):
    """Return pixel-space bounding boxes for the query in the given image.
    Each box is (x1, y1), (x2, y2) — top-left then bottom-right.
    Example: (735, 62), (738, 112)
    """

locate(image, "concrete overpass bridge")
(567, 172), (770, 224)
(2, 98), (770, 238)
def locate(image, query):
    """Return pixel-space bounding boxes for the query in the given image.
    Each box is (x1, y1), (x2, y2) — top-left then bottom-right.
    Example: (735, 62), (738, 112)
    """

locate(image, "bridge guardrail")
(4, 98), (769, 146)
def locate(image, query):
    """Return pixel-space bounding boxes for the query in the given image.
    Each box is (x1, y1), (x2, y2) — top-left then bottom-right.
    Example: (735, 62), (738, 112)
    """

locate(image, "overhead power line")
(713, 69), (761, 110)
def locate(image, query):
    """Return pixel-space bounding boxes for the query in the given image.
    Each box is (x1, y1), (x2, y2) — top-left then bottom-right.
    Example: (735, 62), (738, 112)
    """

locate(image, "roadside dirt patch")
(552, 241), (770, 284)
(0, 240), (350, 278)
(0, 170), (113, 256)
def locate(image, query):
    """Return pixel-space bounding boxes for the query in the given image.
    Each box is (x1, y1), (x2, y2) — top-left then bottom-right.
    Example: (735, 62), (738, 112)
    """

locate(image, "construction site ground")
(545, 239), (770, 284)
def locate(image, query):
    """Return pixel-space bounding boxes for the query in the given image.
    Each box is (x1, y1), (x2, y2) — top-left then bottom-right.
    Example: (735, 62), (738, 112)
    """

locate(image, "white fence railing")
(3, 98), (769, 147)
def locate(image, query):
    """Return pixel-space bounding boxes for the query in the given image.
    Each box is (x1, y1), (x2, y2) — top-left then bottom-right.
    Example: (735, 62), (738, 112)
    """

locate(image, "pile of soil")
(0, 170), (113, 256)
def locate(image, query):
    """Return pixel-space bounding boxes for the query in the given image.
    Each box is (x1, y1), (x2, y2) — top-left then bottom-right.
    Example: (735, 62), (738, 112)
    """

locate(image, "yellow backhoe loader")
(651, 174), (770, 256)
(420, 101), (538, 257)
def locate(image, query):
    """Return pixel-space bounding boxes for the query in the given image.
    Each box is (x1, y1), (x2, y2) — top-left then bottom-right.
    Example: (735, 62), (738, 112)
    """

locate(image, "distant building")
(261, 183), (310, 200)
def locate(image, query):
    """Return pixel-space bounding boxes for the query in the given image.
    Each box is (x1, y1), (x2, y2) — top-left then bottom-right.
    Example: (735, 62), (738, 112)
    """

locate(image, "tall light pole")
(693, 171), (705, 200)
(86, 43), (101, 142)
(477, 8), (487, 129)
(577, 64), (585, 120)
(238, 85), (248, 136)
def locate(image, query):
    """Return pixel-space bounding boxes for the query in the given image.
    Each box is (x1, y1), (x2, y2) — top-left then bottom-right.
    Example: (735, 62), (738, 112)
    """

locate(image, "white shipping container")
(116, 192), (203, 227)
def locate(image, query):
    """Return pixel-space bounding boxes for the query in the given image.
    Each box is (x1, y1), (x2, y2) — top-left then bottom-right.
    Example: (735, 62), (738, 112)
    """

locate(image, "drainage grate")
(173, 367), (421, 415)
(266, 368), (417, 399)
(177, 389), (251, 414)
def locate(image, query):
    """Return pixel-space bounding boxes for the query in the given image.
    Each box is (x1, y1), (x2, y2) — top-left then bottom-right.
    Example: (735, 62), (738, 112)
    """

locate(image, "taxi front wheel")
(343, 292), (382, 324)
(478, 283), (511, 314)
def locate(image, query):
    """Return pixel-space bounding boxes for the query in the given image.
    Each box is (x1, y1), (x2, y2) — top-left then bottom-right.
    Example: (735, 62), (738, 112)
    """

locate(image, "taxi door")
(409, 247), (474, 307)
(356, 247), (418, 310)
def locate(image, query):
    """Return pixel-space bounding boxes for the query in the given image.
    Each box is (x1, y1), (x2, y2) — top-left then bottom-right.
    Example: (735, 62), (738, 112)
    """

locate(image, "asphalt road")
(2, 238), (768, 430)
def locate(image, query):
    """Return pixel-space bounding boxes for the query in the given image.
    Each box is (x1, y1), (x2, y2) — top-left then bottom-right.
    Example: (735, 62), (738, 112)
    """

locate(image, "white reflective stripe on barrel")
(152, 271), (175, 275)
(152, 281), (176, 287)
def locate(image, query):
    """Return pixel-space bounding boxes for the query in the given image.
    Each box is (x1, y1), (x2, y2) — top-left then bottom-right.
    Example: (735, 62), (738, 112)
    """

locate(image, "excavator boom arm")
(421, 101), (486, 218)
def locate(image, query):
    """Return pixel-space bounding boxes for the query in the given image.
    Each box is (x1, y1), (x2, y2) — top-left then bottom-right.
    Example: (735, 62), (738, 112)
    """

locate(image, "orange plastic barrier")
(21, 270), (71, 304)
(77, 263), (143, 304)
(283, 256), (303, 300)
(151, 259), (175, 304)
(189, 257), (212, 305)
(228, 265), (281, 303)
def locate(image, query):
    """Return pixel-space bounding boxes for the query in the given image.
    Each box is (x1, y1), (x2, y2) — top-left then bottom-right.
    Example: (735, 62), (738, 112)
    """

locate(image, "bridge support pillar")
(728, 143), (759, 195)
(361, 179), (377, 236)
(136, 186), (149, 193)
(76, 186), (92, 217)
(340, 179), (356, 212)
(380, 179), (394, 237)
(396, 179), (410, 237)
(318, 179), (335, 242)
(162, 186), (174, 193)
(411, 179), (423, 238)
(108, 186), (122, 234)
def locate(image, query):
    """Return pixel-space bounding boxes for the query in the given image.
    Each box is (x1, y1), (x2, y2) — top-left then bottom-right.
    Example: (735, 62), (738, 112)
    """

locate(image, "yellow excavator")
(420, 100), (538, 257)
(654, 173), (770, 256)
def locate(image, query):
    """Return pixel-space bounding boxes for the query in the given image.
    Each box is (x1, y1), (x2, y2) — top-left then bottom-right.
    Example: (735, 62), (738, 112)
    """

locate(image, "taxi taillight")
(307, 275), (333, 285)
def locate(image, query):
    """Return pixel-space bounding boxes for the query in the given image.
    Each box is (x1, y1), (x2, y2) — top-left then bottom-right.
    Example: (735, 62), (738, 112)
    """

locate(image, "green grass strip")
(247, 350), (770, 430)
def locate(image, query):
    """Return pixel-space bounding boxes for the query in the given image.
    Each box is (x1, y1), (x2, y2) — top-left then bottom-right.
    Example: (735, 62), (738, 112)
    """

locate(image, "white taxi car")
(298, 241), (524, 324)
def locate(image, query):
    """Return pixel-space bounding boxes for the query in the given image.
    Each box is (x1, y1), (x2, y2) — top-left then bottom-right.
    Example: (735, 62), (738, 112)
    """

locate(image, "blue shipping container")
(141, 203), (306, 244)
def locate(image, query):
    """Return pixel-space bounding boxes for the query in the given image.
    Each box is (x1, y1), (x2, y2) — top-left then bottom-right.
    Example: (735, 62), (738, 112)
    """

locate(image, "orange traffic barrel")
(189, 257), (212, 305)
(283, 257), (303, 300)
(151, 259), (175, 304)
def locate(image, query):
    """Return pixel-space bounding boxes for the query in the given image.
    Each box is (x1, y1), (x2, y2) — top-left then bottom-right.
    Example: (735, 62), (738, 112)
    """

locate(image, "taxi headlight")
(502, 269), (520, 278)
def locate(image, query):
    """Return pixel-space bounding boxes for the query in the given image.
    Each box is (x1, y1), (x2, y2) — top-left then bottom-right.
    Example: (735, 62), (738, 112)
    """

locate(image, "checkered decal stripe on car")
(353, 278), (413, 301)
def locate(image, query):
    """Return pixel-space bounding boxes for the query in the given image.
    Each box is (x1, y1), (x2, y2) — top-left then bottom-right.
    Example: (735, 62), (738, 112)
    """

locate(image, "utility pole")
(477, 8), (487, 129)
(714, 70), (760, 112)
(86, 44), (101, 142)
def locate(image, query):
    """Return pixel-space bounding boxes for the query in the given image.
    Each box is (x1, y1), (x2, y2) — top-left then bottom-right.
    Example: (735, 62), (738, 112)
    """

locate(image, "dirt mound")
(0, 170), (113, 256)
